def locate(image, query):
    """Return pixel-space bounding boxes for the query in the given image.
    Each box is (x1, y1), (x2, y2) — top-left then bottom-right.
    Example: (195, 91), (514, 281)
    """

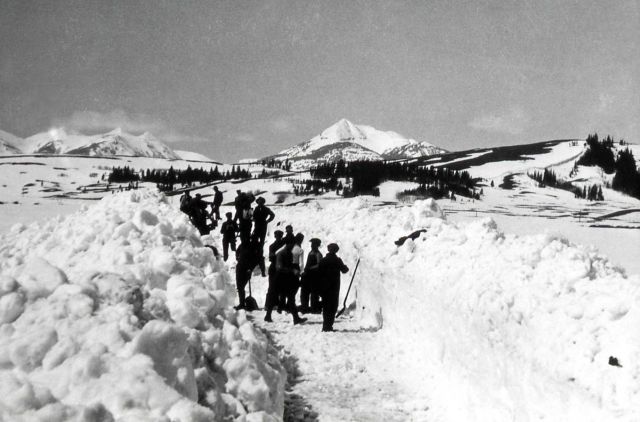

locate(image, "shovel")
(335, 257), (360, 318)
(244, 277), (259, 311)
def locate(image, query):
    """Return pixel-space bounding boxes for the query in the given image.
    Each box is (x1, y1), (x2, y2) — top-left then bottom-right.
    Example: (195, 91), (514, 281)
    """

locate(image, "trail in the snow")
(252, 312), (429, 422)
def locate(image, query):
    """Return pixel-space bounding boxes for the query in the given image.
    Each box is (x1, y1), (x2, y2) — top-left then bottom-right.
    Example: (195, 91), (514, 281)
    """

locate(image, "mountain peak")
(269, 120), (447, 168)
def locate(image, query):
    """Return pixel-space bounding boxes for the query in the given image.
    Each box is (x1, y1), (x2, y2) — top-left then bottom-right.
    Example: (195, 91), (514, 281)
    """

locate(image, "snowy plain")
(1, 139), (639, 421)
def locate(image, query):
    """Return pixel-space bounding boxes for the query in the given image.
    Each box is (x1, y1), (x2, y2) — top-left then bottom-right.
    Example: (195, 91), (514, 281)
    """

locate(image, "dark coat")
(253, 204), (275, 226)
(220, 220), (238, 240)
(213, 190), (223, 206)
(318, 253), (349, 294)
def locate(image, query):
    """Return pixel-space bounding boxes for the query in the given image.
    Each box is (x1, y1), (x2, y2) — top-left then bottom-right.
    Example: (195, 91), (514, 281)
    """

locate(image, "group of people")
(260, 227), (350, 332)
(179, 186), (224, 235)
(179, 187), (350, 332)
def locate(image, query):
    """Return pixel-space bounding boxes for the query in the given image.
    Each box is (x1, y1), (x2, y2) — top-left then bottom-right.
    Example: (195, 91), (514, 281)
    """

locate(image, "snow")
(20, 128), (180, 159)
(245, 197), (640, 421)
(0, 190), (286, 421)
(1, 137), (640, 420)
(0, 129), (23, 155)
(276, 118), (445, 163)
(461, 140), (584, 180)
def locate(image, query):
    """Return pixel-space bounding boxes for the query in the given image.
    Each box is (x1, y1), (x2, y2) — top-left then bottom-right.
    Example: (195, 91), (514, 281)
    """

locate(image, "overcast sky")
(1, 0), (638, 161)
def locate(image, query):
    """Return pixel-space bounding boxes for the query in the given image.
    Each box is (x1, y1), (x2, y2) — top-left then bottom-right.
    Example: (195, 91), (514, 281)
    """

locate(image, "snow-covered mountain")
(266, 118), (446, 166)
(0, 129), (23, 155)
(22, 128), (180, 159)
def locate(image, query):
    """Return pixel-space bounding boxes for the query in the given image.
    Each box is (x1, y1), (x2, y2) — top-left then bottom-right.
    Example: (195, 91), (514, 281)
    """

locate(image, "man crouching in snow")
(318, 243), (349, 332)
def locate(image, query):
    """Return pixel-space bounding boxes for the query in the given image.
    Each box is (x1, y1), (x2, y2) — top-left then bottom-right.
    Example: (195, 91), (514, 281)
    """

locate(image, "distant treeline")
(310, 159), (476, 198)
(107, 165), (252, 188)
(578, 133), (640, 199)
(292, 178), (343, 196)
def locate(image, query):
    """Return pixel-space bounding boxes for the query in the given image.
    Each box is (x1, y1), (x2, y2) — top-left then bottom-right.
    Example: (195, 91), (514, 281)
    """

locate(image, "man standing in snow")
(252, 197), (275, 247)
(234, 235), (262, 310)
(300, 238), (323, 314)
(212, 186), (223, 220)
(318, 243), (349, 332)
(264, 230), (284, 322)
(274, 237), (306, 325)
(238, 201), (253, 245)
(220, 212), (238, 261)
(190, 193), (211, 235)
(233, 190), (244, 223)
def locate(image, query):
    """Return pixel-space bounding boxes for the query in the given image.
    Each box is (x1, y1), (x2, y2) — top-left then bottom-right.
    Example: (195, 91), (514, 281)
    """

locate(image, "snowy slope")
(174, 150), (214, 162)
(0, 190), (286, 421)
(0, 129), (23, 155)
(270, 119), (446, 164)
(22, 128), (180, 159)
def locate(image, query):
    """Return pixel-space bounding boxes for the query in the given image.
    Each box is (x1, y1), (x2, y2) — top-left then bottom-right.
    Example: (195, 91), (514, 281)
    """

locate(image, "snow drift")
(0, 190), (285, 421)
(271, 198), (640, 421)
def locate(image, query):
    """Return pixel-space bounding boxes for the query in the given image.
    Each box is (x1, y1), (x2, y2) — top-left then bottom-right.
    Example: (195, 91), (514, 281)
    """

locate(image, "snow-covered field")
(1, 139), (639, 421)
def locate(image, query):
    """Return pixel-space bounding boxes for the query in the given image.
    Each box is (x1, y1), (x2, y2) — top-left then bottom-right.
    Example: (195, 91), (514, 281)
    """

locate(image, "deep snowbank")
(0, 190), (285, 421)
(271, 198), (640, 421)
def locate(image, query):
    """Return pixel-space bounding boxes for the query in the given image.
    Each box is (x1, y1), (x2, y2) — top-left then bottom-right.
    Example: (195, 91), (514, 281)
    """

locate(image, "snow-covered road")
(252, 311), (429, 422)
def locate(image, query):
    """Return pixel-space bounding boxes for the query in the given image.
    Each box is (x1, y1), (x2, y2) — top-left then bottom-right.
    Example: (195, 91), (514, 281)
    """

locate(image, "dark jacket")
(220, 220), (238, 240)
(253, 204), (275, 226)
(304, 250), (323, 274)
(236, 241), (261, 273)
(268, 239), (285, 263)
(213, 190), (223, 206)
(318, 253), (349, 291)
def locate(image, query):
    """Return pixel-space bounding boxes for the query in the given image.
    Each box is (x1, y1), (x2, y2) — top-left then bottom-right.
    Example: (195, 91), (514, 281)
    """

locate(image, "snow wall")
(0, 190), (285, 421)
(272, 197), (640, 421)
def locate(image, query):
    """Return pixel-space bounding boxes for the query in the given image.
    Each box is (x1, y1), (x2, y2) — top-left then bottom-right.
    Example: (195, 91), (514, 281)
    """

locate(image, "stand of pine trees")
(107, 166), (139, 183)
(577, 133), (616, 173)
(612, 148), (640, 198)
(576, 133), (640, 200)
(310, 160), (476, 199)
(106, 165), (252, 190)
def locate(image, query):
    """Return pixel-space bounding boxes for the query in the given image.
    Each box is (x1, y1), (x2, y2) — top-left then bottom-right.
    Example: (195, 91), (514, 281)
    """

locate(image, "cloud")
(53, 109), (209, 143)
(469, 107), (530, 135)
(269, 116), (295, 134)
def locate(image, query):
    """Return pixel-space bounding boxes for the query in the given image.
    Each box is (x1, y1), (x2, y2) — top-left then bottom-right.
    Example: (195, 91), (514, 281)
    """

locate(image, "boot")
(264, 310), (273, 322)
(293, 315), (307, 325)
(235, 289), (246, 310)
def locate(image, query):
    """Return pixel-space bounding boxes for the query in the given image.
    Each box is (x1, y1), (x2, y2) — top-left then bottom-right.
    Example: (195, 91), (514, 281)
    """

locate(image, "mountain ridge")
(12, 127), (181, 159)
(263, 118), (447, 168)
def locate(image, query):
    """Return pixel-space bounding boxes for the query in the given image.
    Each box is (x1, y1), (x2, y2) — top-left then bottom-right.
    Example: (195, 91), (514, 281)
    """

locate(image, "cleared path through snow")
(252, 312), (430, 422)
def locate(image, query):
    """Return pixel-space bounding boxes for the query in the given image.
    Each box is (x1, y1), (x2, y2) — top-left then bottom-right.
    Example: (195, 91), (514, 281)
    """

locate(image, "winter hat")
(327, 243), (339, 253)
(256, 197), (266, 204)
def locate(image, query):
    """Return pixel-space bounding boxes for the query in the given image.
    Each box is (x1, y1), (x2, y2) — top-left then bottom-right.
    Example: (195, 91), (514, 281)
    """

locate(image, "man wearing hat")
(318, 243), (349, 332)
(300, 238), (323, 313)
(252, 197), (275, 247)
(220, 212), (238, 261)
